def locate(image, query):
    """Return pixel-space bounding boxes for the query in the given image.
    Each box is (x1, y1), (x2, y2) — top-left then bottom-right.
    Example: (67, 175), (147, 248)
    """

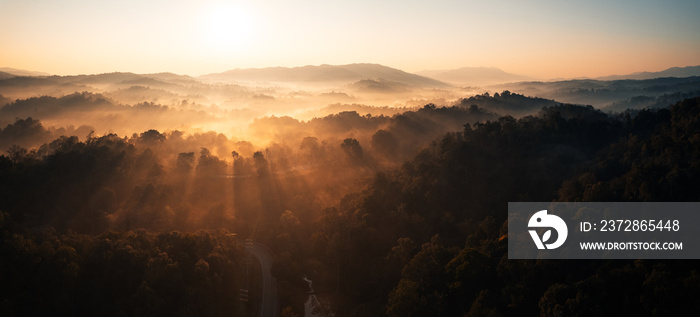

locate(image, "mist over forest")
(2, 64), (700, 316)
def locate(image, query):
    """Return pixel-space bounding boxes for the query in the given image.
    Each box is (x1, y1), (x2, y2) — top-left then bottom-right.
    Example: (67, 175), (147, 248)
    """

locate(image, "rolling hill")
(0, 67), (51, 77)
(200, 63), (450, 88)
(596, 65), (700, 80)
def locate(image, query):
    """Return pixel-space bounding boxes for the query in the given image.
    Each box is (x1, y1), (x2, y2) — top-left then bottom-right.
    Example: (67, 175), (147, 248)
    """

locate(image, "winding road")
(250, 242), (278, 317)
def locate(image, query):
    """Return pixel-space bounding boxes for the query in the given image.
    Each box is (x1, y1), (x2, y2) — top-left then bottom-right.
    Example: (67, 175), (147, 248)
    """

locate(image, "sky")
(1, 0), (699, 79)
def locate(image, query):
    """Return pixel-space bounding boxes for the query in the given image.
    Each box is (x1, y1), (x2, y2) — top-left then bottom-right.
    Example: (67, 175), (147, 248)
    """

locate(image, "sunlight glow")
(0, 0), (698, 78)
(198, 3), (256, 53)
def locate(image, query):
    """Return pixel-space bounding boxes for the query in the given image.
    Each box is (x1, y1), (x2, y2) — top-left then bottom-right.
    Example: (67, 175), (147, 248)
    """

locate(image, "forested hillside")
(2, 98), (699, 316)
(297, 97), (700, 315)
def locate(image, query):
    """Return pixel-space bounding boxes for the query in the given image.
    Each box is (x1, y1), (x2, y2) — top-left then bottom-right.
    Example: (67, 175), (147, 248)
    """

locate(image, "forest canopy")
(1, 95), (700, 316)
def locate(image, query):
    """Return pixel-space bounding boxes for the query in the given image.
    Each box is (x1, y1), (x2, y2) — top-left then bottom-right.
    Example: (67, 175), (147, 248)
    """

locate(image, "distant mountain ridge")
(5, 64), (700, 86)
(596, 65), (700, 80)
(0, 67), (50, 77)
(200, 63), (450, 88)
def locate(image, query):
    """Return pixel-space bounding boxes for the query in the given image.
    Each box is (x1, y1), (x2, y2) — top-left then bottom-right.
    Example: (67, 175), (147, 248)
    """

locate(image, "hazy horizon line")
(2, 63), (699, 81)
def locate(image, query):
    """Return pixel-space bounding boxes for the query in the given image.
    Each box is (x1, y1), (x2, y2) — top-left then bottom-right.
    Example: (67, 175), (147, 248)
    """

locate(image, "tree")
(340, 138), (363, 163)
(0, 117), (51, 151)
(7, 144), (28, 164)
(299, 136), (322, 165)
(196, 148), (226, 176)
(176, 152), (195, 174)
(371, 129), (399, 160)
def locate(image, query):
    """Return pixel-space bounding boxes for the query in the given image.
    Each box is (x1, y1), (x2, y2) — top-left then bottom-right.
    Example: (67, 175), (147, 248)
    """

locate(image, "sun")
(198, 3), (257, 53)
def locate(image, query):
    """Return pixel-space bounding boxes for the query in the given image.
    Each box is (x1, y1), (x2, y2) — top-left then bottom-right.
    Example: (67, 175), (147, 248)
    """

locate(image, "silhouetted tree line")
(0, 117), (94, 151)
(0, 92), (216, 137)
(0, 92), (115, 118)
(250, 103), (497, 167)
(459, 90), (559, 116)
